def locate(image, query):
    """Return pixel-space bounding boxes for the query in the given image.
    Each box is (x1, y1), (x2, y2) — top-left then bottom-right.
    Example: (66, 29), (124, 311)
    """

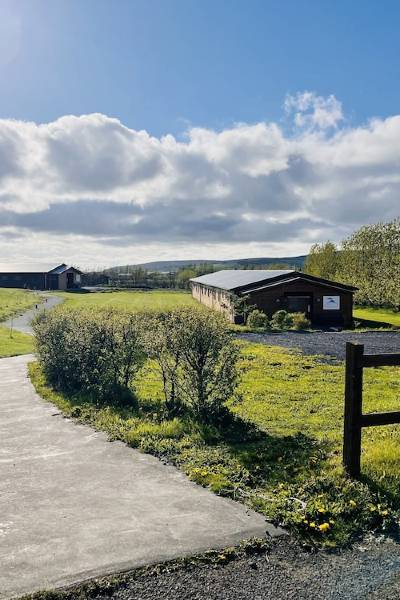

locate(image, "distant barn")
(0, 263), (83, 291)
(190, 269), (357, 327)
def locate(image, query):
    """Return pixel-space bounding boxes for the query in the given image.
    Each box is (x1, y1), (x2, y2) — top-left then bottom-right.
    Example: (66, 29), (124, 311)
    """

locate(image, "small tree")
(143, 311), (185, 417)
(176, 308), (239, 423)
(230, 294), (256, 324)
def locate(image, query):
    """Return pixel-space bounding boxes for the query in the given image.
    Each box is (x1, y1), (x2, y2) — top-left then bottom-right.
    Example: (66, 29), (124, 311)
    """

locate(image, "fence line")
(343, 342), (400, 478)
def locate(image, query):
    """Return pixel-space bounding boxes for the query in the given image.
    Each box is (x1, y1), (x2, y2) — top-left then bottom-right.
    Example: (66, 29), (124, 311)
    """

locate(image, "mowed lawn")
(50, 289), (196, 311)
(354, 306), (400, 328)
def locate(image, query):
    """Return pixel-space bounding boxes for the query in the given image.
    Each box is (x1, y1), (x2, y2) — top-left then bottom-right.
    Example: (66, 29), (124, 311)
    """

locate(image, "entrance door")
(67, 272), (74, 288)
(286, 295), (312, 317)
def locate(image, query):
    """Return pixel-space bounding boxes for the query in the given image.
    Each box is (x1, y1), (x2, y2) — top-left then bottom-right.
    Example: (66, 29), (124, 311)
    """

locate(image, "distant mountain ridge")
(109, 256), (307, 273)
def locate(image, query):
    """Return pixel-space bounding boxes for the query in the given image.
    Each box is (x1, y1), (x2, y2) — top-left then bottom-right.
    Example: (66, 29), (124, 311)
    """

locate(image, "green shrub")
(142, 311), (186, 418)
(291, 312), (311, 330)
(270, 309), (294, 329)
(175, 308), (239, 424)
(33, 308), (146, 403)
(247, 309), (270, 329)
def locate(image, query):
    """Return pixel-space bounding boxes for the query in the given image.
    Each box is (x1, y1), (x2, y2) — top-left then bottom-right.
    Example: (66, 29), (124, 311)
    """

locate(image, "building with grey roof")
(190, 269), (357, 327)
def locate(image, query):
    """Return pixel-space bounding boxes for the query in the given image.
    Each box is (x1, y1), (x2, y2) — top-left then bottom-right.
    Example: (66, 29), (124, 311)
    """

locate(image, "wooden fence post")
(343, 342), (364, 478)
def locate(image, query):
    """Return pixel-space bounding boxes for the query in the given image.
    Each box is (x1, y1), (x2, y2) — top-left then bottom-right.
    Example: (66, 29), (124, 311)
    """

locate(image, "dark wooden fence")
(343, 342), (400, 478)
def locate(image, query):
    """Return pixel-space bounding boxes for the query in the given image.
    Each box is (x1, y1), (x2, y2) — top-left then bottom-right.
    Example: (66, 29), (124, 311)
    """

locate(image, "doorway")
(285, 294), (312, 318)
(67, 272), (74, 289)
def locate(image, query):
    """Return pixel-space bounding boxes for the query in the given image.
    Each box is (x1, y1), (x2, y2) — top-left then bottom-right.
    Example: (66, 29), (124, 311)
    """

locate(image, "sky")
(0, 0), (399, 268)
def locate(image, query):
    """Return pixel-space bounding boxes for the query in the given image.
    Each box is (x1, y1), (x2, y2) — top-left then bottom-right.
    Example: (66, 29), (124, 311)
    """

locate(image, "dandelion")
(309, 522), (316, 528)
(318, 523), (330, 532)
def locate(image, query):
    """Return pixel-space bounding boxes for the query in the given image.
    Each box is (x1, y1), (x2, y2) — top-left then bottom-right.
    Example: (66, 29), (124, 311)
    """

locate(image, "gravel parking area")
(238, 331), (400, 361)
(91, 536), (400, 600)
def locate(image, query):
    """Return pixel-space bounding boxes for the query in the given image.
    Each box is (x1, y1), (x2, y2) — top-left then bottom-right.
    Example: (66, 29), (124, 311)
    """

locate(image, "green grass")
(0, 326), (34, 357)
(49, 289), (196, 312)
(0, 288), (39, 322)
(29, 340), (400, 547)
(354, 306), (400, 328)
(0, 288), (38, 357)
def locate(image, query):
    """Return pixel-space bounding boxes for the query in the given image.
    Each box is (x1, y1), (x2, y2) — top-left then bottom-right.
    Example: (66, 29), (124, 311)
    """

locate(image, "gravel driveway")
(238, 330), (400, 361)
(89, 536), (400, 600)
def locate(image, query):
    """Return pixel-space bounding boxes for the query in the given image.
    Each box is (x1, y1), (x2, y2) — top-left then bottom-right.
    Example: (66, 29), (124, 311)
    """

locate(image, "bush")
(174, 308), (239, 424)
(246, 309), (270, 329)
(270, 309), (294, 329)
(33, 308), (146, 403)
(291, 312), (311, 330)
(142, 310), (186, 418)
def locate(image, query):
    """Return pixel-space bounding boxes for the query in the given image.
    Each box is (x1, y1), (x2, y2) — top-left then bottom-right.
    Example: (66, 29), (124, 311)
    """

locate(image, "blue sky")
(2, 0), (400, 135)
(0, 0), (399, 267)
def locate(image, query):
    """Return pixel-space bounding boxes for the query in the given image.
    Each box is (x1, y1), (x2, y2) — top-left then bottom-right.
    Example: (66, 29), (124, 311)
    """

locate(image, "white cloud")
(0, 93), (399, 266)
(284, 91), (343, 130)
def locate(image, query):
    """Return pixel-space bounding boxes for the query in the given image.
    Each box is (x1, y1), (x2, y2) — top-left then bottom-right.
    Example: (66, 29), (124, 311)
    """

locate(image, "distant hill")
(108, 256), (307, 273)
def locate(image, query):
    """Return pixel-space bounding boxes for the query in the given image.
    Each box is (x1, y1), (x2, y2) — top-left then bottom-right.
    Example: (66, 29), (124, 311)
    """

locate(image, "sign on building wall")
(323, 295), (340, 310)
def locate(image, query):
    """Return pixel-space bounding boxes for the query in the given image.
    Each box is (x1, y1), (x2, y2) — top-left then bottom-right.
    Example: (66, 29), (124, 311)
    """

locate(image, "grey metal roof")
(48, 264), (70, 274)
(190, 269), (295, 291)
(0, 262), (83, 274)
(0, 263), (66, 274)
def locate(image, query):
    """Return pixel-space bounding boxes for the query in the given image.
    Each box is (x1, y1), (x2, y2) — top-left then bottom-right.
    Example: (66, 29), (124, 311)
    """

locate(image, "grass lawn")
(0, 288), (38, 357)
(354, 306), (400, 328)
(0, 326), (34, 357)
(49, 289), (196, 311)
(0, 288), (39, 322)
(29, 340), (400, 547)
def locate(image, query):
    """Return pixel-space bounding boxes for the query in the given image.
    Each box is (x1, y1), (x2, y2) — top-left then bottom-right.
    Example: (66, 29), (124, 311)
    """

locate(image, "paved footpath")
(0, 355), (277, 599)
(3, 294), (64, 335)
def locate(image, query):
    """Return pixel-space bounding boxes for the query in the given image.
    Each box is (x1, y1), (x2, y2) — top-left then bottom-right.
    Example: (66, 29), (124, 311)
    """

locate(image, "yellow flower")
(349, 500), (357, 508)
(318, 523), (330, 532)
(309, 522), (316, 528)
(317, 507), (326, 513)
(380, 509), (389, 517)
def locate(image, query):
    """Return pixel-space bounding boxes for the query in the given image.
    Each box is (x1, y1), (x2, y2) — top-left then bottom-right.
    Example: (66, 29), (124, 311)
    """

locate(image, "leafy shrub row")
(33, 307), (238, 424)
(247, 309), (311, 331)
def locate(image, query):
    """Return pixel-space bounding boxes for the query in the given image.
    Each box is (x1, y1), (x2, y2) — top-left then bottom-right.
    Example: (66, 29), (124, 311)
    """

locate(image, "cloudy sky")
(1, 1), (399, 268)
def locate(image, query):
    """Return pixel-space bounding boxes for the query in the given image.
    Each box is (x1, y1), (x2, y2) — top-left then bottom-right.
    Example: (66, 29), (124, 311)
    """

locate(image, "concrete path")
(0, 355), (277, 599)
(3, 294), (64, 335)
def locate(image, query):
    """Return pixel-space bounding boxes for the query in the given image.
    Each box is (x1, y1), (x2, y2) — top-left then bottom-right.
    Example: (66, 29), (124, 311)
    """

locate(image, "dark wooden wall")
(0, 273), (56, 290)
(248, 279), (353, 326)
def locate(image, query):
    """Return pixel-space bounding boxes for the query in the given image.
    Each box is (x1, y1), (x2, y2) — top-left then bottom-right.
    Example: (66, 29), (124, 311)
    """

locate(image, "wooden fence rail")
(343, 342), (400, 478)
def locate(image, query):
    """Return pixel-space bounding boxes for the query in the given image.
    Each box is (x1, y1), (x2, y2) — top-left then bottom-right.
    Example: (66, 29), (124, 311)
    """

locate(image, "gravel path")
(92, 536), (400, 600)
(238, 330), (400, 361)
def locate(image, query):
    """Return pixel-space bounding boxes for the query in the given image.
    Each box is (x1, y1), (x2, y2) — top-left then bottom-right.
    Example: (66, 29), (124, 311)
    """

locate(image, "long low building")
(0, 263), (83, 290)
(190, 269), (357, 327)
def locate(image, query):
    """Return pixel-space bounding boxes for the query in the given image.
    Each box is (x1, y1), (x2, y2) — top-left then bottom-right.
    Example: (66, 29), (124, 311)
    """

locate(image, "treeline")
(304, 218), (400, 309)
(84, 262), (293, 290)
